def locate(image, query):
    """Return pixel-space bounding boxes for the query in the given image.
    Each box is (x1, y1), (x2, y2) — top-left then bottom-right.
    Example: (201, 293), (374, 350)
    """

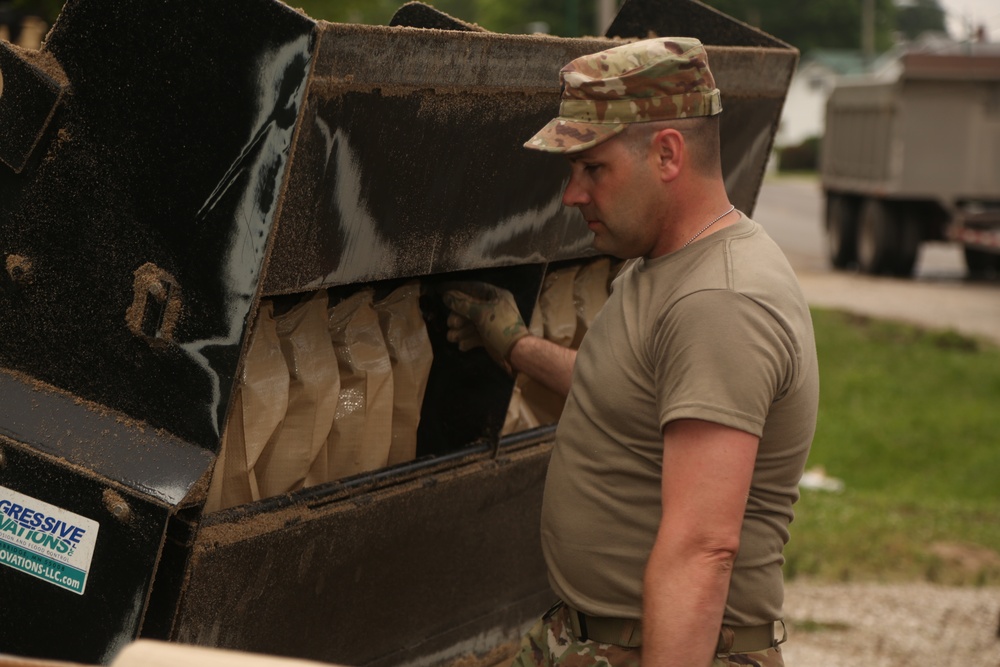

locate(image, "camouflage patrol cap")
(525, 37), (722, 154)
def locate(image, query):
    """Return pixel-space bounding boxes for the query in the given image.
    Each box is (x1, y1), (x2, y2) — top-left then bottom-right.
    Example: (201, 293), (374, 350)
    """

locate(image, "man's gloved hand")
(442, 281), (529, 369)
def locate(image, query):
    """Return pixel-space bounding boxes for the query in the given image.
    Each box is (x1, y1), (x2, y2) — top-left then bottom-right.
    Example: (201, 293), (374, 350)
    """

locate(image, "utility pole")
(862, 0), (876, 64)
(596, 0), (617, 35)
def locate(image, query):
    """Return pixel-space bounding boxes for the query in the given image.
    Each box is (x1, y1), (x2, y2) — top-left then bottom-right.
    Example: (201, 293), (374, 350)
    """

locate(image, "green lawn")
(784, 309), (1000, 585)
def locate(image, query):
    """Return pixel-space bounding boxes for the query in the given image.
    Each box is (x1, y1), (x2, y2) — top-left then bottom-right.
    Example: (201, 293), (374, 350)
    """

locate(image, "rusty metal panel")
(608, 0), (791, 48)
(0, 0), (315, 662)
(262, 24), (603, 295)
(704, 47), (798, 217)
(0, 373), (186, 664)
(172, 444), (553, 667)
(0, 0), (316, 451)
(0, 0), (797, 664)
(262, 20), (797, 295)
(0, 370), (212, 505)
(0, 44), (66, 173)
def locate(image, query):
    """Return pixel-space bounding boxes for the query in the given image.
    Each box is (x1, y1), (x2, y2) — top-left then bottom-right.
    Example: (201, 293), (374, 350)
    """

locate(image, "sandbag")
(373, 283), (433, 466)
(502, 292), (545, 435)
(502, 260), (615, 434)
(205, 301), (289, 511)
(571, 258), (611, 349)
(255, 291), (340, 496)
(524, 265), (580, 421)
(323, 289), (394, 480)
(501, 380), (543, 436)
(539, 265), (580, 347)
(504, 268), (579, 433)
(205, 397), (251, 512)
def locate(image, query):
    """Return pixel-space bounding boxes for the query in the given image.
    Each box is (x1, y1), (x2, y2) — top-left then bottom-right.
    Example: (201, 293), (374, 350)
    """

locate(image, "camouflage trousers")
(508, 604), (785, 667)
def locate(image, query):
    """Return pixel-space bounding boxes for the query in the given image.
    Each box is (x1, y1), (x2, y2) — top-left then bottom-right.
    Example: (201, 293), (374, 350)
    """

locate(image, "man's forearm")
(642, 542), (734, 666)
(644, 420), (756, 666)
(508, 335), (576, 397)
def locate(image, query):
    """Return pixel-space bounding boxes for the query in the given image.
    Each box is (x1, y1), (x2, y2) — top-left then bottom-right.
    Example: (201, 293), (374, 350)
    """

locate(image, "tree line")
(290, 0), (946, 52)
(8, 0), (947, 54)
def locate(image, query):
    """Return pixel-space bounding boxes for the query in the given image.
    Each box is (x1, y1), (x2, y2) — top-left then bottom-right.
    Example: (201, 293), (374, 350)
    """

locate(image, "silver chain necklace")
(682, 204), (736, 248)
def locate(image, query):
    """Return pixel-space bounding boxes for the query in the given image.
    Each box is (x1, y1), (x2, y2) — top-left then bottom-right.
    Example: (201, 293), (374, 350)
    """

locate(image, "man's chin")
(590, 235), (624, 258)
(589, 237), (609, 255)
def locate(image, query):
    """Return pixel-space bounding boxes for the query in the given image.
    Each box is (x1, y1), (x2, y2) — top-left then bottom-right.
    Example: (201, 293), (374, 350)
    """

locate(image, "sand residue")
(196, 442), (552, 549)
(124, 263), (182, 348)
(8, 41), (69, 87)
(5, 254), (34, 285)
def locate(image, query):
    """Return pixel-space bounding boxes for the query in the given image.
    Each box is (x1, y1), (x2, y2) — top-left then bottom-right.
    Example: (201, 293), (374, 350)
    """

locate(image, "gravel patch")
(782, 581), (1000, 666)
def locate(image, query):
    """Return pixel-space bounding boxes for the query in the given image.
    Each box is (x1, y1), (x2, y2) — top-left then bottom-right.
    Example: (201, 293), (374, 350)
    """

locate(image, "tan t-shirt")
(541, 216), (819, 626)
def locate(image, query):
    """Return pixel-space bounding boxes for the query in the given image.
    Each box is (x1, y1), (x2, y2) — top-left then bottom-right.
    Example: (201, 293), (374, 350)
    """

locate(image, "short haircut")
(619, 115), (722, 177)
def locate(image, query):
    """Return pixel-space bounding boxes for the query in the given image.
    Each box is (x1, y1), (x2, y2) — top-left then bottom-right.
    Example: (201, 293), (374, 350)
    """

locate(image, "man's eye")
(584, 163), (600, 173)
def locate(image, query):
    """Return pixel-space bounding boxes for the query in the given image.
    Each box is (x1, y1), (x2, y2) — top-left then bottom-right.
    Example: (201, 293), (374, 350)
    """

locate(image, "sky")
(938, 0), (1000, 41)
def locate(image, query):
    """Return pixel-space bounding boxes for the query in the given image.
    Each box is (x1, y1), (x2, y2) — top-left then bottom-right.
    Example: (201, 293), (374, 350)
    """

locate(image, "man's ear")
(651, 128), (684, 182)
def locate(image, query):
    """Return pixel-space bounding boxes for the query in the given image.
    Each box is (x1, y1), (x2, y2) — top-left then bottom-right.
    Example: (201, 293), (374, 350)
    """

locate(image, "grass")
(784, 308), (1000, 586)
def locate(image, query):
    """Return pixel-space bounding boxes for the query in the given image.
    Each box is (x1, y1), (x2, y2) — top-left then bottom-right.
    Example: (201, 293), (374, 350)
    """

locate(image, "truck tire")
(890, 206), (921, 277)
(825, 193), (859, 269)
(857, 198), (914, 275)
(964, 247), (1000, 280)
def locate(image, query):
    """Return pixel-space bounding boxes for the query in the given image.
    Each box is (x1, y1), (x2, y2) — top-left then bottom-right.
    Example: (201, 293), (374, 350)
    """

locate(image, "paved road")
(753, 177), (1000, 345)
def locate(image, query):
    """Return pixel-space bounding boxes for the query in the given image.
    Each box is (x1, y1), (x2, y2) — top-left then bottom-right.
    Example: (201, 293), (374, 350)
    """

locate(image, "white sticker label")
(0, 486), (100, 595)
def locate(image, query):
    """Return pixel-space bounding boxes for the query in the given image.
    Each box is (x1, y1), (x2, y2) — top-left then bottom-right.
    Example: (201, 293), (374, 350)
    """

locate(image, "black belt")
(564, 605), (642, 648)
(562, 603), (783, 652)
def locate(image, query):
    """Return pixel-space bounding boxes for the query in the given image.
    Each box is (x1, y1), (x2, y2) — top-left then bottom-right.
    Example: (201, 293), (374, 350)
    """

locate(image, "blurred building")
(776, 50), (871, 149)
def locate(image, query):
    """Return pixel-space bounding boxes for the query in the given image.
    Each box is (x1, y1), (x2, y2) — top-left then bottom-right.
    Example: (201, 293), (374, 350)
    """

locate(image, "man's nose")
(562, 175), (589, 208)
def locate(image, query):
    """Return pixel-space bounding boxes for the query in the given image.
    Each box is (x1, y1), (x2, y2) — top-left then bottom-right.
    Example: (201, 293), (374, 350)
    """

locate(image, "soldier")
(444, 37), (818, 667)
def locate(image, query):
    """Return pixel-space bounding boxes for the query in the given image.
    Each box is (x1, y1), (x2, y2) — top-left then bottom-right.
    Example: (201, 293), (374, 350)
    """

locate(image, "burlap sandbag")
(527, 291), (545, 338)
(516, 365), (566, 426)
(501, 380), (544, 436)
(504, 267), (586, 432)
(324, 289), (394, 480)
(373, 283), (432, 466)
(205, 396), (249, 512)
(205, 300), (289, 511)
(502, 296), (545, 435)
(502, 261), (616, 434)
(540, 265), (580, 347)
(256, 291), (340, 497)
(526, 266), (580, 421)
(571, 258), (611, 349)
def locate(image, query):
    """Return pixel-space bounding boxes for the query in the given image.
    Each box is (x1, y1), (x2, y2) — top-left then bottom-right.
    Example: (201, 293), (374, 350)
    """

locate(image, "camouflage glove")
(442, 281), (529, 368)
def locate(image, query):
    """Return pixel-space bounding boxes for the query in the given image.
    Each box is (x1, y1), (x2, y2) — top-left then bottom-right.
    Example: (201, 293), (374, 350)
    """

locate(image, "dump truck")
(0, 0), (796, 664)
(821, 47), (1000, 278)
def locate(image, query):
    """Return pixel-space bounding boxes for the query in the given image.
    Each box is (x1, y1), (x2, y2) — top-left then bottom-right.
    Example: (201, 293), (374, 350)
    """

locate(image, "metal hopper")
(0, 1), (796, 664)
